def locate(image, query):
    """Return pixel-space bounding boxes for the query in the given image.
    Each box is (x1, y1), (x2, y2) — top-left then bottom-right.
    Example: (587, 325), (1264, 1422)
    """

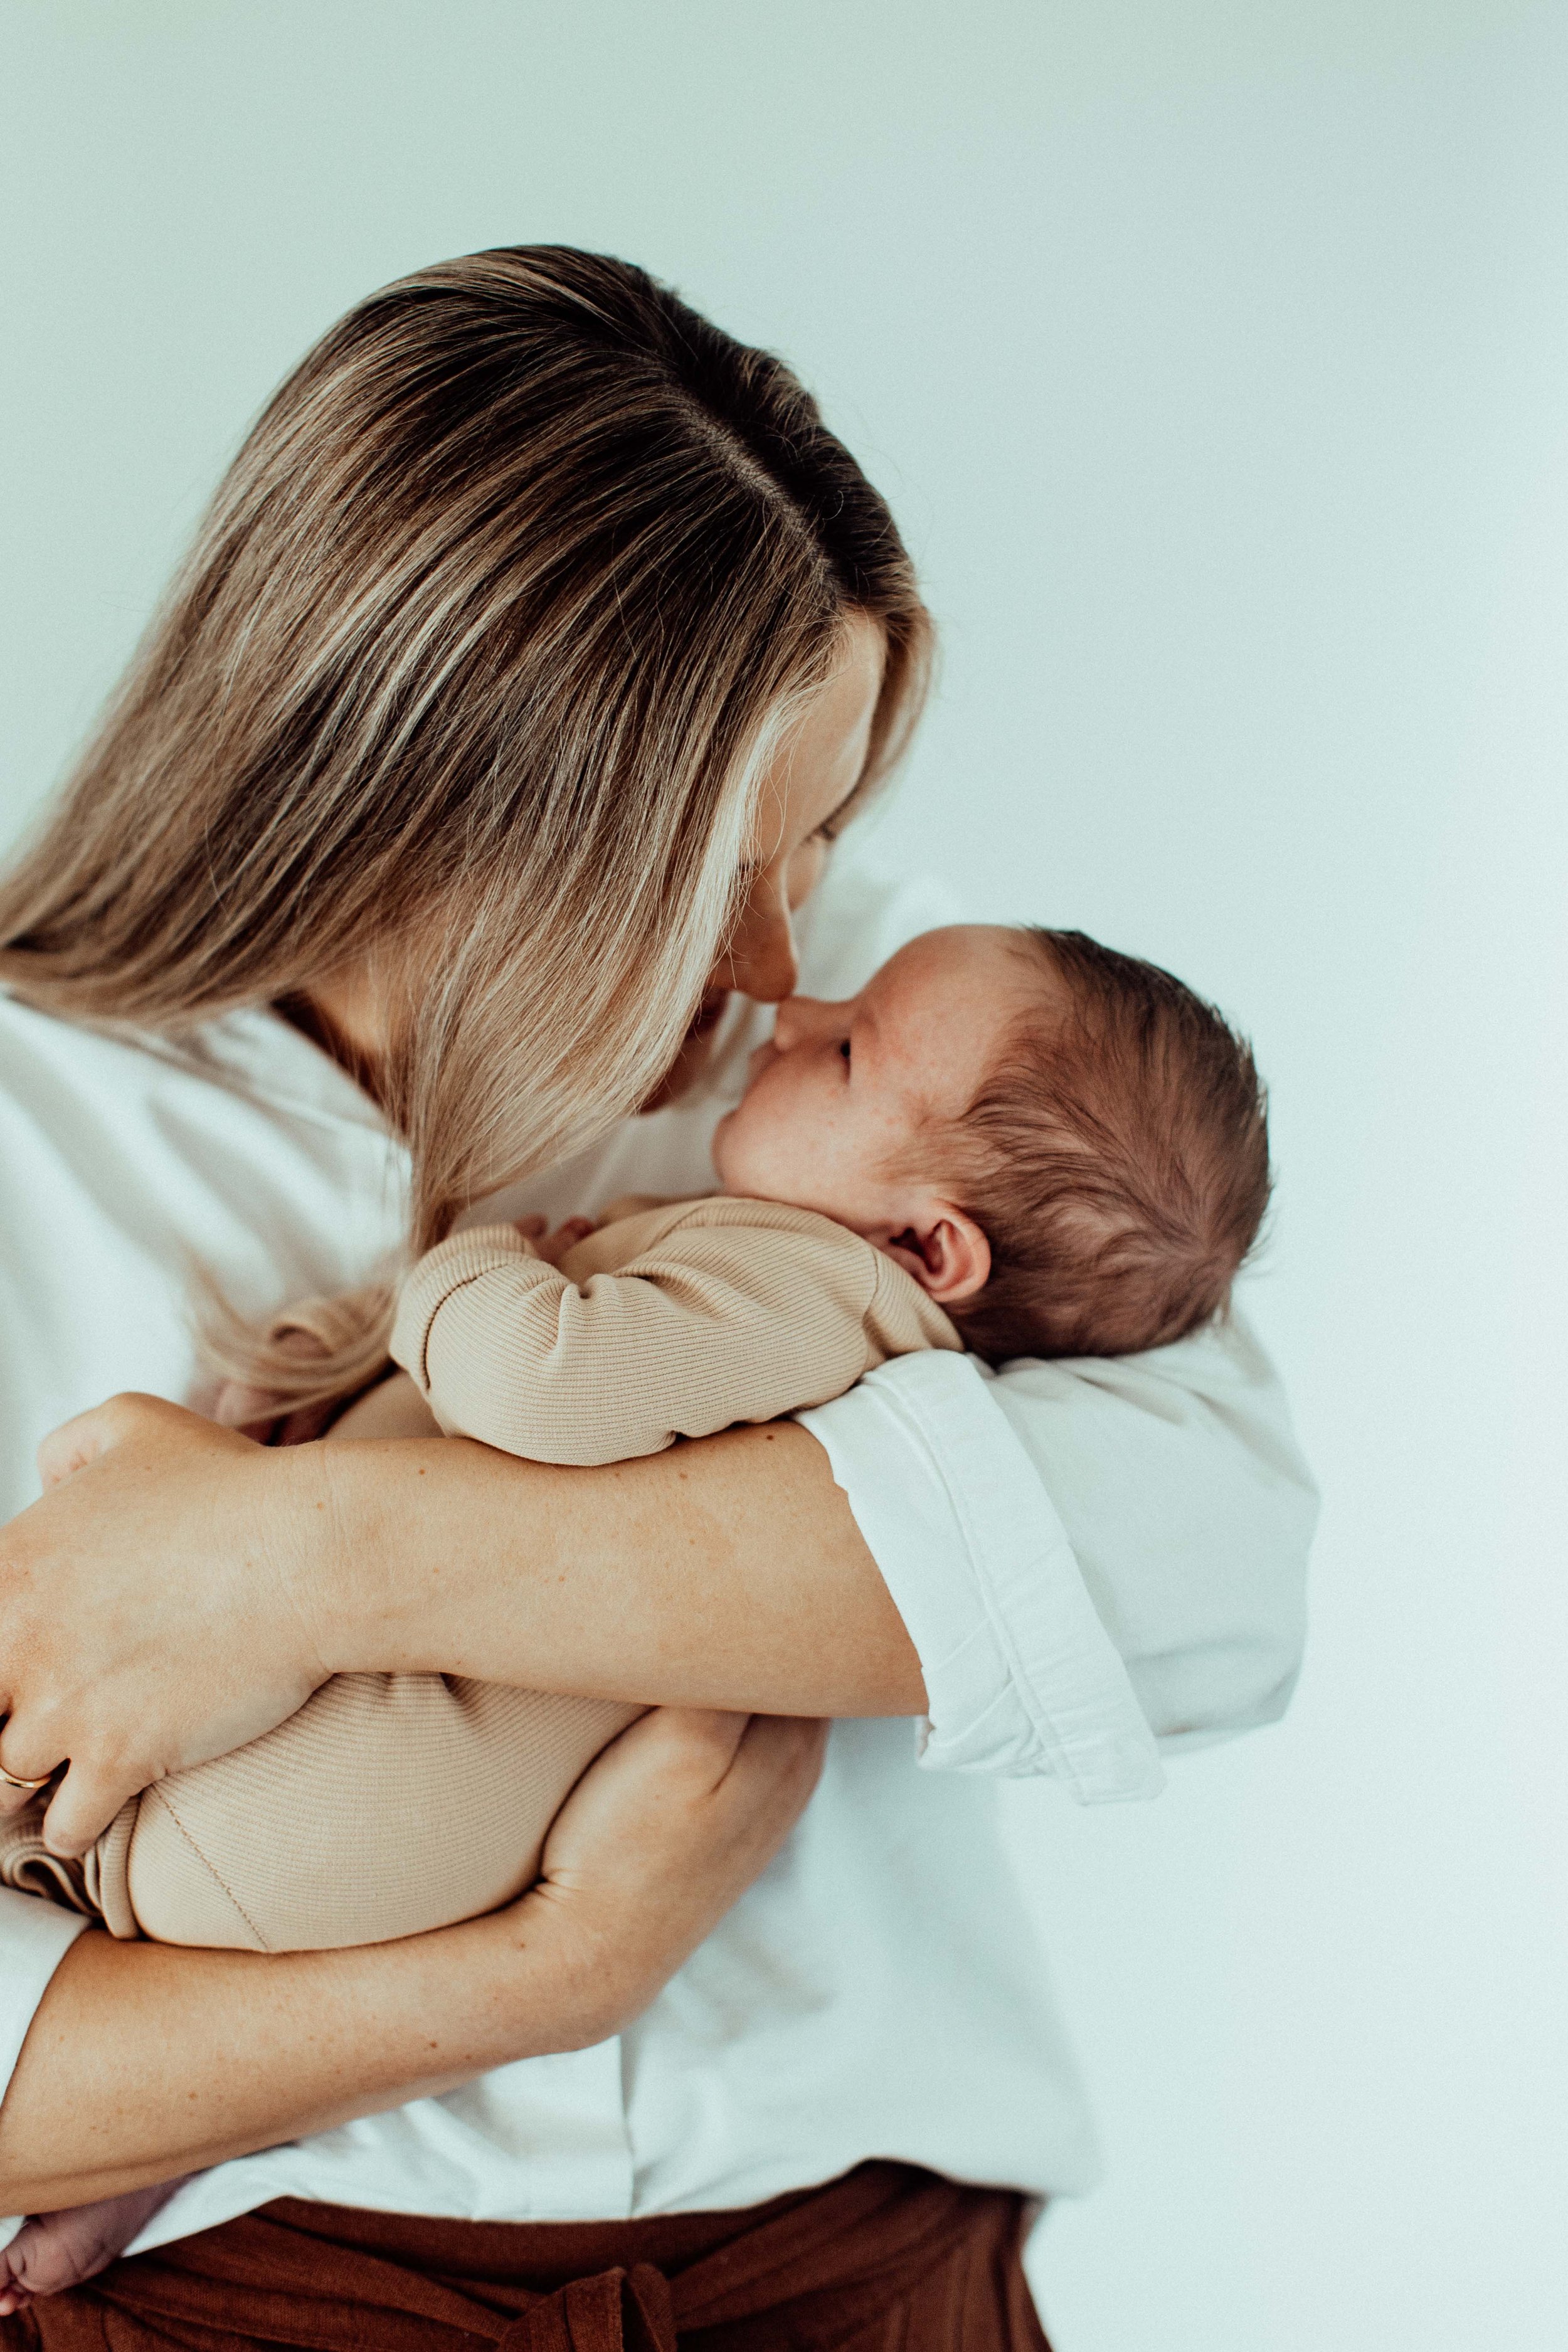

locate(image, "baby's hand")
(0, 2178), (188, 2314)
(598, 1192), (689, 1226)
(515, 1214), (596, 1268)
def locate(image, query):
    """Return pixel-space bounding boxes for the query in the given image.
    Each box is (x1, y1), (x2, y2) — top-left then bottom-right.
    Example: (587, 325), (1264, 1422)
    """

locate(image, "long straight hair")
(0, 248), (930, 1396)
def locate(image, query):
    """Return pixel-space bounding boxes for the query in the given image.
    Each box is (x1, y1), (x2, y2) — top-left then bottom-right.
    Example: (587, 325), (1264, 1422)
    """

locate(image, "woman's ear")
(881, 1202), (991, 1305)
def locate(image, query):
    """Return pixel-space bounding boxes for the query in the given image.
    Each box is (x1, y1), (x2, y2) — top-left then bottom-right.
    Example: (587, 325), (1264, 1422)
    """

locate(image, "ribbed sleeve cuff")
(391, 1224), (535, 1392)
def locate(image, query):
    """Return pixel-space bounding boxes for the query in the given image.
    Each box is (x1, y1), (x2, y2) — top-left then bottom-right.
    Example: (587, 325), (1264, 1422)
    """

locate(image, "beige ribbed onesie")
(1, 1200), (958, 1951)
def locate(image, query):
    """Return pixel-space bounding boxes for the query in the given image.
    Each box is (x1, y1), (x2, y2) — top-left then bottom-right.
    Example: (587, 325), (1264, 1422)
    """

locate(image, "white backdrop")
(3, 6), (1565, 2346)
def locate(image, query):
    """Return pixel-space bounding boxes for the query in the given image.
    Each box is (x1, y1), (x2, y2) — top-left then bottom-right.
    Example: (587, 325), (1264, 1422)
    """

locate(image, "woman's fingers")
(0, 1394), (331, 1857)
(0, 1700), (140, 1854)
(0, 1729), (58, 1819)
(536, 1705), (749, 1877)
(539, 1706), (824, 1884)
(31, 1760), (137, 1862)
(522, 1707), (827, 2035)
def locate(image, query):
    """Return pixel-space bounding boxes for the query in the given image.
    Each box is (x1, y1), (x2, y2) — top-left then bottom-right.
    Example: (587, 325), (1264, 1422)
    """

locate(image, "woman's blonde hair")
(0, 247), (930, 1402)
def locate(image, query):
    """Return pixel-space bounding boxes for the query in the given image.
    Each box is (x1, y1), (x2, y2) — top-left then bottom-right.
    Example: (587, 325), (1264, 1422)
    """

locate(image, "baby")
(0, 922), (1269, 2308)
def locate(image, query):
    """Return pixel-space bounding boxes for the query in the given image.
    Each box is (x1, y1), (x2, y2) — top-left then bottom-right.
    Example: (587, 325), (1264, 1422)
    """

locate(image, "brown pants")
(0, 2162), (1051, 2351)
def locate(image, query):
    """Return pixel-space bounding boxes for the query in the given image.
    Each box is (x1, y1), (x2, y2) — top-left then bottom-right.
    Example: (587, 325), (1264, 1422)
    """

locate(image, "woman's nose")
(726, 874), (800, 1005)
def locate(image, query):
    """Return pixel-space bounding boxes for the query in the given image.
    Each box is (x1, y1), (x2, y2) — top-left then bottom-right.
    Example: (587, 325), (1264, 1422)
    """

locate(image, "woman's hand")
(0, 1395), (336, 1858)
(0, 1389), (918, 1868)
(1, 1705), (825, 2214)
(503, 1705), (827, 2044)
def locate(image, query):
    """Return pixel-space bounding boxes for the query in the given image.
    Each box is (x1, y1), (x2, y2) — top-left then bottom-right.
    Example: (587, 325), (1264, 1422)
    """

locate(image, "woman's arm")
(0, 1708), (824, 2213)
(5, 1919), (541, 2213)
(0, 1299), (1316, 1863)
(314, 1421), (924, 1705)
(0, 1400), (918, 1858)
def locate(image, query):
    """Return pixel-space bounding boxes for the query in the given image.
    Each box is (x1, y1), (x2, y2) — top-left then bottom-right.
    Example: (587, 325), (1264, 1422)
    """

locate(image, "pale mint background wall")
(3, 5), (1565, 2346)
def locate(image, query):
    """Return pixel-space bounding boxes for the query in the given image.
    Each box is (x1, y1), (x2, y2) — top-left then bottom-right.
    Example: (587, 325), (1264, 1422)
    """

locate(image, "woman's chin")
(638, 992), (732, 1113)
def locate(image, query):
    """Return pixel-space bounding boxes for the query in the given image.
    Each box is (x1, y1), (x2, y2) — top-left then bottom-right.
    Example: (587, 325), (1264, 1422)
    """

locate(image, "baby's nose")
(770, 994), (822, 1049)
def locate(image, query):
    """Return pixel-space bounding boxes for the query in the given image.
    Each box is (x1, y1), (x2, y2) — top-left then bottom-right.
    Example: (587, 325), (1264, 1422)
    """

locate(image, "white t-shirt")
(0, 850), (1316, 2249)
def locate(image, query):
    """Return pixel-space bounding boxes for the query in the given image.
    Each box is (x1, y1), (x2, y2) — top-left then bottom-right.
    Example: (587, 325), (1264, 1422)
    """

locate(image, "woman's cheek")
(786, 838), (829, 911)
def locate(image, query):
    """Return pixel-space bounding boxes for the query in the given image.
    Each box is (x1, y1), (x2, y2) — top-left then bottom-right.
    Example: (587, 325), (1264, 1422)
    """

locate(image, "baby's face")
(712, 925), (1047, 1237)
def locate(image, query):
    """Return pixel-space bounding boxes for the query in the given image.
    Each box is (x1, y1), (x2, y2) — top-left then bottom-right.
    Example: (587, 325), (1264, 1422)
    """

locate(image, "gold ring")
(0, 1764), (52, 1793)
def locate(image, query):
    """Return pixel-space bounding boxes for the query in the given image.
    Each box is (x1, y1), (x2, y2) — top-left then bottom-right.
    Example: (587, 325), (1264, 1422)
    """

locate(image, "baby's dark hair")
(946, 928), (1271, 1363)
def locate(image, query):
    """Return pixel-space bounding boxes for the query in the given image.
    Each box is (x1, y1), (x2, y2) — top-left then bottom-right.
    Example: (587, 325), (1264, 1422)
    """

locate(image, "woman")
(0, 250), (1315, 2346)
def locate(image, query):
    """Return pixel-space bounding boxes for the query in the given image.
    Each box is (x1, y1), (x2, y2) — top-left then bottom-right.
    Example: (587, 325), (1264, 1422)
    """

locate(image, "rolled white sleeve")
(0, 1888), (90, 2244)
(798, 1300), (1315, 1799)
(800, 1350), (1167, 1800)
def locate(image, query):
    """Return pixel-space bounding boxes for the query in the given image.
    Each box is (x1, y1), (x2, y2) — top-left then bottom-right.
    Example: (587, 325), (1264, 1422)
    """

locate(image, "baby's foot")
(0, 2178), (188, 2314)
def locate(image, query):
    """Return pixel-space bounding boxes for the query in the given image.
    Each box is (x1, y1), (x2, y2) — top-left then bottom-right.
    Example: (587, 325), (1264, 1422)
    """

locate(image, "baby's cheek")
(710, 1103), (759, 1187)
(714, 1101), (788, 1195)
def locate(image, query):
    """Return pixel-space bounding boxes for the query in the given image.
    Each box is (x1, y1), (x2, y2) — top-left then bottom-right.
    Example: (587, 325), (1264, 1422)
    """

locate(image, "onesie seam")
(145, 1787), (272, 1952)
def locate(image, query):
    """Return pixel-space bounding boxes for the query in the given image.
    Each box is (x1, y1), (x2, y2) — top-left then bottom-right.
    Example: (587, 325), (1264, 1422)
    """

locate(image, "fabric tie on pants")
(495, 2265), (674, 2349)
(1, 2161), (1050, 2351)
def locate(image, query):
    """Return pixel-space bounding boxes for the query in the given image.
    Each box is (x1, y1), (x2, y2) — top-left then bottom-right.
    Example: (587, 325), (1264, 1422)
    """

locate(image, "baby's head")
(711, 924), (1269, 1360)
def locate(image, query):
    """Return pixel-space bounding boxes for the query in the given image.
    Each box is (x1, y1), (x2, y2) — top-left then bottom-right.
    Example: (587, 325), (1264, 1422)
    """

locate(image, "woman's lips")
(638, 988), (734, 1112)
(688, 989), (731, 1039)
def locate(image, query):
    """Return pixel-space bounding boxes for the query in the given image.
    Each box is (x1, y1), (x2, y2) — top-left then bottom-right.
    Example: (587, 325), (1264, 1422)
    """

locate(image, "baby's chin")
(710, 1104), (780, 1199)
(708, 1106), (742, 1189)
(709, 1121), (812, 1211)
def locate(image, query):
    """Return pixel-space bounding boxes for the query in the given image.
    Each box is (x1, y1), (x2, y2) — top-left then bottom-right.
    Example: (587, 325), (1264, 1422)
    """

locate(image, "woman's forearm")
(314, 1424), (926, 1717)
(0, 1397), (905, 1856)
(1, 1708), (825, 2213)
(0, 1911), (575, 2213)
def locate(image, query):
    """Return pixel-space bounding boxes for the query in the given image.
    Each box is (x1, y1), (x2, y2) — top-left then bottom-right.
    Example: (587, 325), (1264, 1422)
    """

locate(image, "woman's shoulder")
(0, 991), (379, 1135)
(0, 992), (410, 1522)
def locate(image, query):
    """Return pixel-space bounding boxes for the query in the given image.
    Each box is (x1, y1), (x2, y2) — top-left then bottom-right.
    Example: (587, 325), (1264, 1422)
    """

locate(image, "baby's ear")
(883, 1203), (990, 1304)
